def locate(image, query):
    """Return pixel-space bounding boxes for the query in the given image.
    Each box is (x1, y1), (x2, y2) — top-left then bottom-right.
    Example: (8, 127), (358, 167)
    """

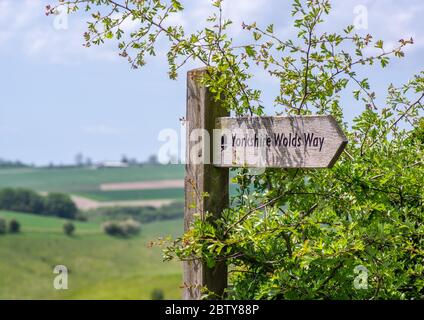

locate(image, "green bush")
(63, 222), (75, 236)
(0, 218), (6, 235)
(8, 219), (20, 233)
(0, 188), (78, 220)
(121, 219), (141, 236)
(75, 213), (88, 222)
(150, 289), (165, 300)
(102, 219), (141, 237)
(0, 188), (44, 214)
(102, 221), (126, 237)
(44, 193), (77, 219)
(87, 202), (183, 224)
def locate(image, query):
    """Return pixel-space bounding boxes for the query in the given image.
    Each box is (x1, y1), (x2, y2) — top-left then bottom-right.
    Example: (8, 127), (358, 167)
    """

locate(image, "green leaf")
(353, 90), (360, 100)
(266, 24), (274, 34)
(344, 25), (354, 34)
(380, 56), (389, 68)
(105, 31), (113, 39)
(171, 0), (184, 11)
(375, 40), (384, 49)
(245, 46), (256, 57)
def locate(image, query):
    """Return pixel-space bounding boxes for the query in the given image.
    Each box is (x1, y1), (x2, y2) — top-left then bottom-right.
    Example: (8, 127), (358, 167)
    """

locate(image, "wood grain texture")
(215, 115), (348, 168)
(184, 68), (229, 300)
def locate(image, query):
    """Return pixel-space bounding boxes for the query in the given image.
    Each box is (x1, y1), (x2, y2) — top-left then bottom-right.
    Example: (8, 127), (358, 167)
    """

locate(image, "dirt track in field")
(99, 179), (184, 191)
(70, 195), (175, 210)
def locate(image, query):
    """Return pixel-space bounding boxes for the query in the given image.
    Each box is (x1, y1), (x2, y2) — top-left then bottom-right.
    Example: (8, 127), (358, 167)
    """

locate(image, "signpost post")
(184, 68), (229, 300)
(184, 68), (348, 300)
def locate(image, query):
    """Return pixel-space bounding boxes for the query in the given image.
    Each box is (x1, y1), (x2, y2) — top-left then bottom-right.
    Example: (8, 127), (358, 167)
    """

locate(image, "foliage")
(0, 188), (45, 215)
(0, 188), (78, 220)
(0, 218), (6, 235)
(86, 202), (183, 223)
(49, 0), (423, 299)
(0, 166), (184, 201)
(150, 288), (165, 300)
(102, 219), (141, 237)
(44, 193), (78, 219)
(63, 221), (76, 236)
(8, 219), (21, 234)
(0, 158), (30, 168)
(102, 221), (126, 237)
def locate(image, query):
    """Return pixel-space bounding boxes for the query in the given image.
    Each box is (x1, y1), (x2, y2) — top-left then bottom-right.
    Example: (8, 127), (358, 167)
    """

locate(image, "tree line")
(0, 188), (78, 220)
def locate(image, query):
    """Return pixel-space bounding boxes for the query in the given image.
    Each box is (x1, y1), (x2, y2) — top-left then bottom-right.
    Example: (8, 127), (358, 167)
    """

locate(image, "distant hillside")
(0, 158), (31, 168)
(0, 165), (185, 206)
(0, 210), (182, 299)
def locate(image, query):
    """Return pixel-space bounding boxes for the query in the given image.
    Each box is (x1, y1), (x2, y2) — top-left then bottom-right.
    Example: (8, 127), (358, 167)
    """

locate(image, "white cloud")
(110, 12), (139, 33)
(11, 0), (41, 29)
(21, 24), (118, 64)
(223, 0), (267, 19)
(164, 11), (187, 28)
(0, 0), (423, 65)
(0, 0), (117, 64)
(330, 0), (424, 51)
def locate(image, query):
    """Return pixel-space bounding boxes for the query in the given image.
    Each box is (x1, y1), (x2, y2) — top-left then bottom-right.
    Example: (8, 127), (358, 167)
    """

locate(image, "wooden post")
(183, 68), (229, 300)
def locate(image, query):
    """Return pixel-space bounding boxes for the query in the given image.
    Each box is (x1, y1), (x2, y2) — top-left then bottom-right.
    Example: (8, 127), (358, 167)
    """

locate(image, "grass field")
(0, 165), (185, 202)
(0, 210), (183, 299)
(77, 188), (184, 202)
(0, 165), (185, 191)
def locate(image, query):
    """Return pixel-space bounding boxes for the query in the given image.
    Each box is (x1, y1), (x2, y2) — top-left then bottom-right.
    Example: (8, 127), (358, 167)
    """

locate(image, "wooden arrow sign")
(214, 115), (348, 168)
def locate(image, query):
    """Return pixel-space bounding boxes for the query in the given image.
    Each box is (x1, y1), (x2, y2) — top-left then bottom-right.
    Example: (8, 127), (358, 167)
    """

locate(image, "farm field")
(77, 188), (184, 202)
(0, 165), (185, 204)
(0, 165), (237, 299)
(0, 210), (183, 299)
(0, 165), (185, 191)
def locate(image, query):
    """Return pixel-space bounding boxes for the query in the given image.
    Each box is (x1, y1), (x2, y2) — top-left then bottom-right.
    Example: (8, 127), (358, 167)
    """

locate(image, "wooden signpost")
(184, 68), (229, 300)
(184, 68), (348, 300)
(215, 115), (348, 168)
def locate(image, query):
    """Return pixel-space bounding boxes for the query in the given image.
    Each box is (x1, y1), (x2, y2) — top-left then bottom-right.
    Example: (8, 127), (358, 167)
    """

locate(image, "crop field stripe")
(77, 188), (184, 202)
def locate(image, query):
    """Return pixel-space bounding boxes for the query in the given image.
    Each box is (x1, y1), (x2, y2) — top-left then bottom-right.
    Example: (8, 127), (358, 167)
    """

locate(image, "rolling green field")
(0, 165), (184, 202)
(0, 166), (185, 191)
(0, 211), (183, 299)
(77, 188), (184, 202)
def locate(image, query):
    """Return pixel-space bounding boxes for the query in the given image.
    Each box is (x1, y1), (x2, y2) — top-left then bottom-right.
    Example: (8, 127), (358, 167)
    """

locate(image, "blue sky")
(0, 0), (423, 165)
